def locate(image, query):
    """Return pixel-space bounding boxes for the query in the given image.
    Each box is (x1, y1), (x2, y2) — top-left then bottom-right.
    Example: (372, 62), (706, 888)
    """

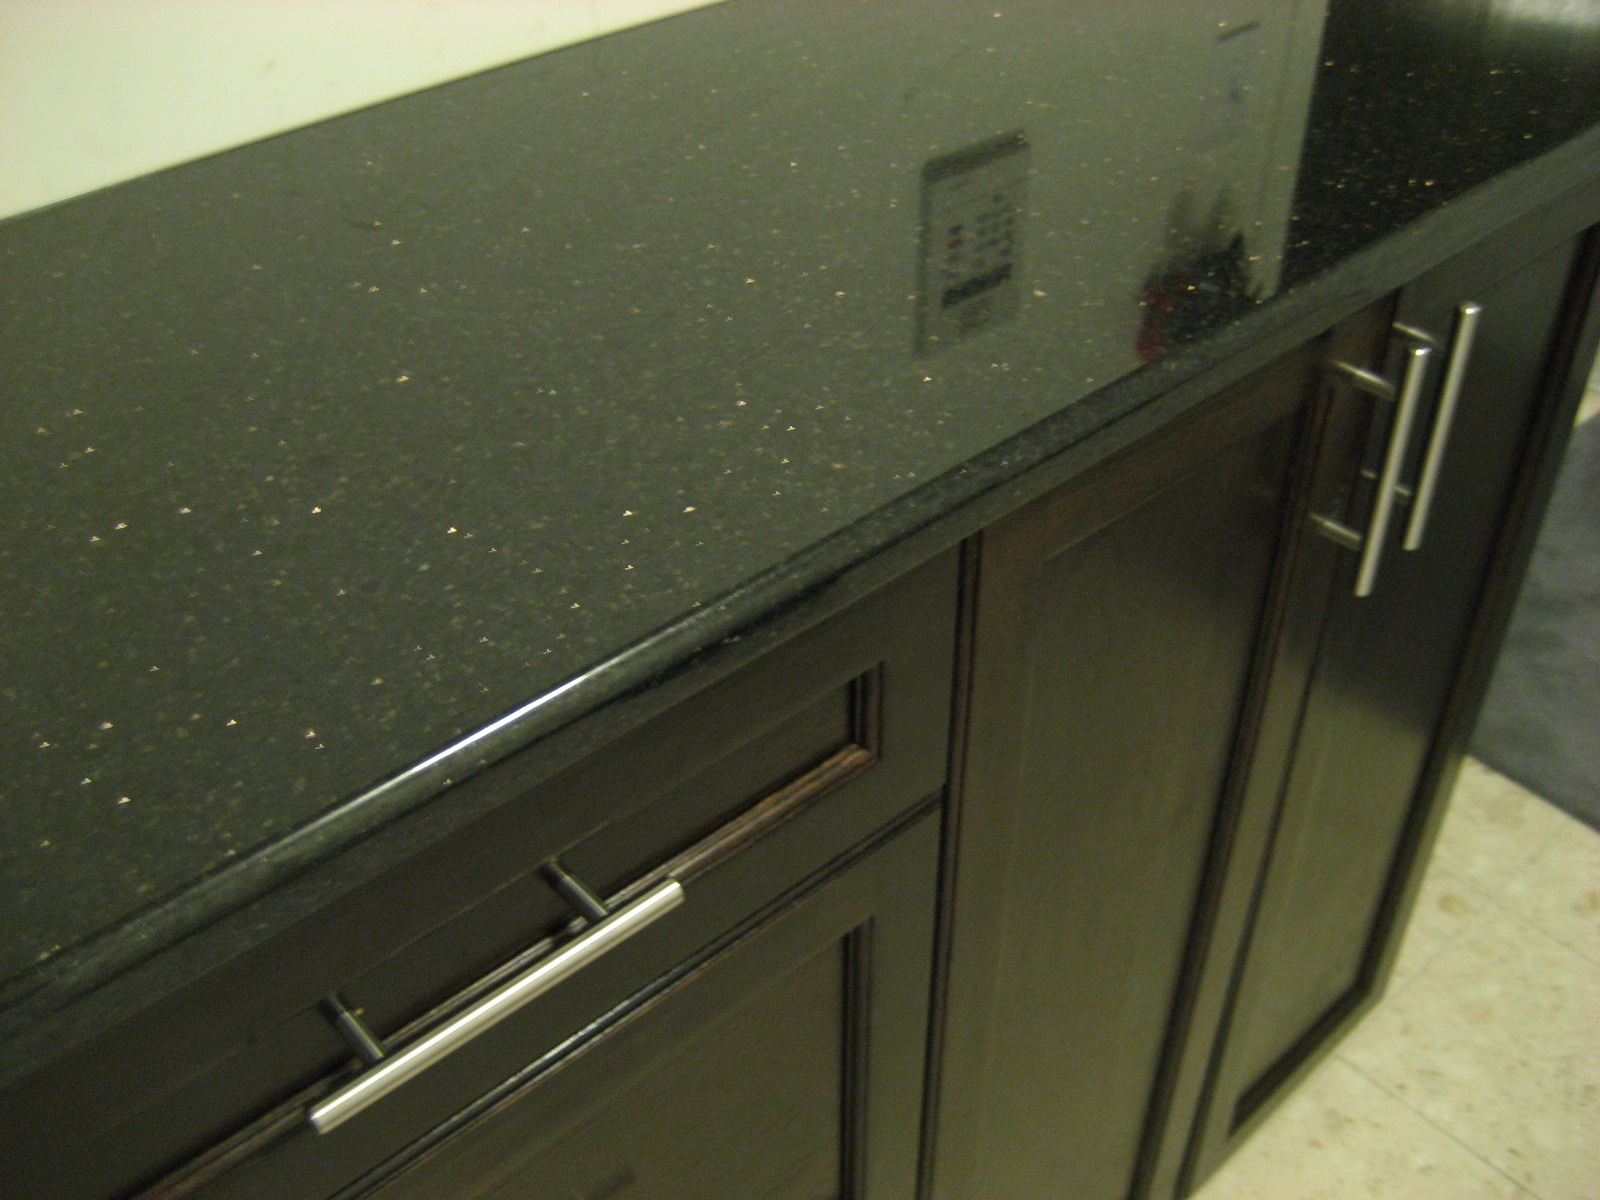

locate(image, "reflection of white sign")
(1202, 19), (1264, 148)
(1492, 0), (1600, 28)
(917, 133), (1031, 353)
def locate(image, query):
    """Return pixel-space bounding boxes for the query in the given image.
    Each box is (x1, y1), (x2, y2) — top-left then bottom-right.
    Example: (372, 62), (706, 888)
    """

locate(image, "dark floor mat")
(1472, 413), (1600, 831)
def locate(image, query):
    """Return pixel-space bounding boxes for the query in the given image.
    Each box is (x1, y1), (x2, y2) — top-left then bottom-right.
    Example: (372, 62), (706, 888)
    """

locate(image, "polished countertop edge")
(3, 118), (1599, 1085)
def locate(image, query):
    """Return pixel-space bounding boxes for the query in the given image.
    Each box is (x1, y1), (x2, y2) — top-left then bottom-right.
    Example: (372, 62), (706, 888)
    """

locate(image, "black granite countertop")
(3, 0), (1599, 1072)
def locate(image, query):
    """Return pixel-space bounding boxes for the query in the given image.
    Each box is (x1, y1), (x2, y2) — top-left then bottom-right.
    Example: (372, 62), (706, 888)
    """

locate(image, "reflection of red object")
(1136, 231), (1259, 362)
(1137, 270), (1191, 362)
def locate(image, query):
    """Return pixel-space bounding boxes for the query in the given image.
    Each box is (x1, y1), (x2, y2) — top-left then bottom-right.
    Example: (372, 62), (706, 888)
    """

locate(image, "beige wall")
(0, 0), (725, 220)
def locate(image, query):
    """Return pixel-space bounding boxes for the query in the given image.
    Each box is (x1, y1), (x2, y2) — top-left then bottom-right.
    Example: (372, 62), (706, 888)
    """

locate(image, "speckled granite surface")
(2, 0), (1598, 1039)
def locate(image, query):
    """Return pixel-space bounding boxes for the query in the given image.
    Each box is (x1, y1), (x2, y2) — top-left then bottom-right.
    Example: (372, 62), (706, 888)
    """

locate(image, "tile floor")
(1192, 758), (1600, 1200)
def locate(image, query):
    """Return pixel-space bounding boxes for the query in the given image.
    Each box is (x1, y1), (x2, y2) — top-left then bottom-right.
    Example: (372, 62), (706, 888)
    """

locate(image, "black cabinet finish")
(173, 804), (941, 1200)
(1, 202), (1595, 1200)
(931, 191), (1600, 1200)
(1235, 242), (1580, 1102)
(931, 344), (1323, 1200)
(352, 806), (941, 1200)
(15, 207), (1591, 1200)
(1178, 214), (1600, 1193)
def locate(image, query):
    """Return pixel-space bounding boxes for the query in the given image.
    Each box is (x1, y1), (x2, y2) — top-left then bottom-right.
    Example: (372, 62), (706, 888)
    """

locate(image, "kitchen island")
(3, 2), (1599, 1197)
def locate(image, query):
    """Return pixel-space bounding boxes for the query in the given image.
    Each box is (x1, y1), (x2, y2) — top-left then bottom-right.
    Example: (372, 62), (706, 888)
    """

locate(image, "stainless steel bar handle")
(1353, 343), (1432, 597)
(308, 878), (684, 1134)
(1403, 302), (1482, 551)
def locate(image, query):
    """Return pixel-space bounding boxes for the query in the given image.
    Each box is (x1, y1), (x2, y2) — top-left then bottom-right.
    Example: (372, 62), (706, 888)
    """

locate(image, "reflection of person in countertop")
(1136, 188), (1261, 362)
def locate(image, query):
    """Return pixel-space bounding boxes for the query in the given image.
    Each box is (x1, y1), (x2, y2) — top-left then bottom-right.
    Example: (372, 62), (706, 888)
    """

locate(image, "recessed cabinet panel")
(366, 931), (850, 1200)
(932, 347), (1320, 1200)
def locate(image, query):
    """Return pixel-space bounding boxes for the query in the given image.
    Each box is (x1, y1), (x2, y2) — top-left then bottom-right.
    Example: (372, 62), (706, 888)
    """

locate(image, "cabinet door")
(930, 345), (1321, 1200)
(1182, 227), (1598, 1187)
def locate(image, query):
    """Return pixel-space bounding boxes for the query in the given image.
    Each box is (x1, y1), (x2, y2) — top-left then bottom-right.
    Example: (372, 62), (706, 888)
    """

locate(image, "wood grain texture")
(1182, 219), (1600, 1195)
(931, 347), (1319, 1200)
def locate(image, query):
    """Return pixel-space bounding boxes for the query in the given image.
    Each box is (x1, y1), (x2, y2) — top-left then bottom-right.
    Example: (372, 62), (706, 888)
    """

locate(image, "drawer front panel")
(294, 805), (937, 1200)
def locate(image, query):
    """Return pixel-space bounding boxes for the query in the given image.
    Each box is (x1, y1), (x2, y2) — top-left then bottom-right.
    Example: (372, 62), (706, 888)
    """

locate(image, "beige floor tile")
(1387, 861), (1486, 992)
(1496, 807), (1600, 967)
(1429, 760), (1571, 902)
(1577, 385), (1600, 425)
(1338, 909), (1600, 1200)
(1190, 1056), (1534, 1200)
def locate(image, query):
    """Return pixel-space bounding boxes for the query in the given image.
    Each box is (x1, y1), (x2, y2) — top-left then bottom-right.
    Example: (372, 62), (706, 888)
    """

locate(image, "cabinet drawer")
(224, 801), (941, 1200)
(0, 551), (957, 1200)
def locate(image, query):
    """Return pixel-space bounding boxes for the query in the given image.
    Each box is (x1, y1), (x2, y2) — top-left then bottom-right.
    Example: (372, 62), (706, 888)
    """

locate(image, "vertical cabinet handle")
(1355, 343), (1430, 596)
(1403, 302), (1482, 551)
(1323, 343), (1433, 597)
(307, 867), (684, 1134)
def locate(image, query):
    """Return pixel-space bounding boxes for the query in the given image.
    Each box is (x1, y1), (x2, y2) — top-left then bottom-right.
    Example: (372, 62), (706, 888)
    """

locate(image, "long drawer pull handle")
(1403, 302), (1482, 551)
(308, 875), (684, 1134)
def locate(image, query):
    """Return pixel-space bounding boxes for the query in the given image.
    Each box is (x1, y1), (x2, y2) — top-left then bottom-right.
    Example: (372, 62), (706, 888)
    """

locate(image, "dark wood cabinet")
(1174, 218), (1600, 1194)
(168, 795), (942, 1200)
(929, 342), (1326, 1200)
(353, 804), (940, 1200)
(931, 200), (1599, 1200)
